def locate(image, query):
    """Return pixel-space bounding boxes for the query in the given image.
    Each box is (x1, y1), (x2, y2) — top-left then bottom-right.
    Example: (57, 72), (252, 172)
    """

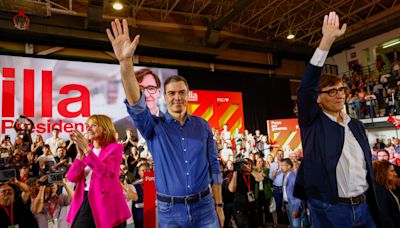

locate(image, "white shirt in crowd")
(45, 137), (66, 156)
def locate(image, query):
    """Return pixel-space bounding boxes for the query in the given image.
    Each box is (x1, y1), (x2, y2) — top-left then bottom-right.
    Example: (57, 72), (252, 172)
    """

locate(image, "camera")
(233, 159), (248, 173)
(0, 168), (16, 182)
(47, 173), (64, 184)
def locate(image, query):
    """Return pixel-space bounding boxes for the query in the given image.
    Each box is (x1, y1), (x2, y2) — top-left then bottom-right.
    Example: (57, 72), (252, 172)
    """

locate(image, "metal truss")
(1, 0), (399, 47)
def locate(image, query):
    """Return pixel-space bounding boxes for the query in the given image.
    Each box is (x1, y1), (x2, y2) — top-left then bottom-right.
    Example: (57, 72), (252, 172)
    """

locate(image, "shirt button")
(186, 172), (189, 175)
(185, 160), (188, 163)
(184, 149), (186, 152)
(187, 185), (190, 188)
(182, 138), (184, 140)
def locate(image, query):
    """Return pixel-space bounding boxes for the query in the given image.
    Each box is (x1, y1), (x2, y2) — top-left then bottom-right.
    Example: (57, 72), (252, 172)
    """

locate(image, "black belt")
(273, 185), (282, 189)
(157, 188), (210, 204)
(338, 194), (366, 205)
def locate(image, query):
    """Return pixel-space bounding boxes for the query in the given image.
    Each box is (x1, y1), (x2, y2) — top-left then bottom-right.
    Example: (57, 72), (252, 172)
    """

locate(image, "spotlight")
(113, 2), (123, 10)
(287, 33), (295, 40)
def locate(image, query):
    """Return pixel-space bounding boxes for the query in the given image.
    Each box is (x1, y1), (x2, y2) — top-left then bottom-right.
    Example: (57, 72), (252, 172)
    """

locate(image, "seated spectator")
(220, 142), (234, 163)
(372, 160), (400, 227)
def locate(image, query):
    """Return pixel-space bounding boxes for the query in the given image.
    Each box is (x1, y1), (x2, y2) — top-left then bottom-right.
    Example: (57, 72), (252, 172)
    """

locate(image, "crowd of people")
(2, 11), (400, 228)
(2, 118), (400, 228)
(344, 52), (400, 119)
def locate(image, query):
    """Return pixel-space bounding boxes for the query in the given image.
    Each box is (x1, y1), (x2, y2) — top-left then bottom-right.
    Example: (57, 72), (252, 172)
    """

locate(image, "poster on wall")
(266, 118), (301, 155)
(187, 90), (245, 133)
(0, 55), (177, 140)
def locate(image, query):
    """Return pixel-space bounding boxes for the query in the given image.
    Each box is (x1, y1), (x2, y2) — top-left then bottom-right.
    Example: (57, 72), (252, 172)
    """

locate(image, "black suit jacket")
(375, 184), (400, 228)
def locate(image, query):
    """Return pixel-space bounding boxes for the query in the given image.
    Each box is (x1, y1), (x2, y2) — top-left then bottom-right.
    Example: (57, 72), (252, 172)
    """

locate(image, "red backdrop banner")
(187, 90), (244, 133)
(143, 171), (156, 228)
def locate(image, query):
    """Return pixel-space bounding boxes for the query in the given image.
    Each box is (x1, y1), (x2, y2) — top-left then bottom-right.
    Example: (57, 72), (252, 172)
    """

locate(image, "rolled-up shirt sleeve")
(310, 48), (328, 67)
(124, 93), (147, 116)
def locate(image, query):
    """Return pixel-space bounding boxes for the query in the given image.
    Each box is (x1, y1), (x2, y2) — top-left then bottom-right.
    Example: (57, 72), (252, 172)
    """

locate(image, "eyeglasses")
(139, 85), (158, 94)
(319, 86), (347, 97)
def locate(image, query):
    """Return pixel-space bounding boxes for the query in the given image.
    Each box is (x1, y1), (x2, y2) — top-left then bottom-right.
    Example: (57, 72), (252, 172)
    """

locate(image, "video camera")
(39, 161), (64, 185)
(0, 168), (16, 182)
(233, 159), (248, 173)
(0, 154), (23, 182)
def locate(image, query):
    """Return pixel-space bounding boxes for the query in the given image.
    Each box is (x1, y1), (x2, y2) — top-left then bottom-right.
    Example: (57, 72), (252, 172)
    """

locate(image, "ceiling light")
(382, 39), (400, 49)
(287, 33), (295, 40)
(113, 2), (123, 10)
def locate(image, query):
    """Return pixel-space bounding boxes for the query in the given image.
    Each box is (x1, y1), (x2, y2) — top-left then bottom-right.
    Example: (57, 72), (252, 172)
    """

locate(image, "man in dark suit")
(294, 11), (379, 227)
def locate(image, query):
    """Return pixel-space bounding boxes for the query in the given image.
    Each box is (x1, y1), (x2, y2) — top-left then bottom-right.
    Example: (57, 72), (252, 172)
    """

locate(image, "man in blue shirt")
(106, 18), (224, 227)
(269, 149), (284, 224)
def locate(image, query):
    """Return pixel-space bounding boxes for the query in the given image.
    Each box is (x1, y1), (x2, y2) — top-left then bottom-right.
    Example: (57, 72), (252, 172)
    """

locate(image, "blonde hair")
(87, 115), (117, 145)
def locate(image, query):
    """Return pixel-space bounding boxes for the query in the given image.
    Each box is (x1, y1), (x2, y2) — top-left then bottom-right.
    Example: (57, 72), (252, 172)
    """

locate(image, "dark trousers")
(272, 186), (284, 224)
(234, 210), (257, 228)
(223, 203), (235, 228)
(72, 191), (126, 228)
(257, 193), (273, 226)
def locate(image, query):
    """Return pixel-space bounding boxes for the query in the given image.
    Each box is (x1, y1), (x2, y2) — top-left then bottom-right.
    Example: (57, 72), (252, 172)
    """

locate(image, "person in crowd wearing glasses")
(106, 19), (224, 227)
(114, 68), (163, 139)
(294, 11), (380, 227)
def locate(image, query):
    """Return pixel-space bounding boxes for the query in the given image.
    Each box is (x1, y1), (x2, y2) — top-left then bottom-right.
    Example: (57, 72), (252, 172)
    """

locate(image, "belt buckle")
(350, 197), (356, 205)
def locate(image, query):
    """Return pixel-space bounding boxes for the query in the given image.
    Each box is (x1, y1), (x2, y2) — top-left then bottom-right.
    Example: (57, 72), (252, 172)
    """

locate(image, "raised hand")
(319, 11), (347, 51)
(106, 19), (140, 63)
(322, 11), (347, 39)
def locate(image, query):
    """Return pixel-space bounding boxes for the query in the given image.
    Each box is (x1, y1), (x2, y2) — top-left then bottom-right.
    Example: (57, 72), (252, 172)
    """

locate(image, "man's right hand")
(106, 19), (140, 63)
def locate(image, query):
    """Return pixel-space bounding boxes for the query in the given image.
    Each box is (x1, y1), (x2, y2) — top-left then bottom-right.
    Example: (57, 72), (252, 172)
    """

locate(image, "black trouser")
(234, 210), (258, 228)
(257, 193), (273, 226)
(72, 191), (126, 228)
(223, 203), (234, 228)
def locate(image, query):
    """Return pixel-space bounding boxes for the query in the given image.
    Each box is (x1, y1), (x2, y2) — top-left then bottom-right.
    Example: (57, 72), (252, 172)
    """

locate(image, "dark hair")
(56, 146), (65, 151)
(319, 74), (343, 90)
(163, 75), (189, 92)
(43, 144), (50, 149)
(281, 158), (293, 167)
(135, 68), (161, 88)
(372, 160), (396, 190)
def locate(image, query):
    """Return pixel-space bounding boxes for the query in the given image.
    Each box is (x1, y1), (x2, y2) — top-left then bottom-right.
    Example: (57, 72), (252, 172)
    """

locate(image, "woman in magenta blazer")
(67, 114), (131, 228)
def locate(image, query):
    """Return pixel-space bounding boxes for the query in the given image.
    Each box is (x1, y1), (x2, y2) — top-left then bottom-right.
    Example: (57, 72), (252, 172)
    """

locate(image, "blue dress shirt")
(124, 95), (222, 196)
(269, 161), (284, 187)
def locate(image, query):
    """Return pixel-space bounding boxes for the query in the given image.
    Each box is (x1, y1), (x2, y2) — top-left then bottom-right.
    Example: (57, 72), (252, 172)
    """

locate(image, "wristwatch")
(215, 203), (223, 207)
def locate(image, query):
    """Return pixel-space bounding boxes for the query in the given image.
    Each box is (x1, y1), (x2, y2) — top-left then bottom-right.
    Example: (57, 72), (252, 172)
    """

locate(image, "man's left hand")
(216, 206), (225, 227)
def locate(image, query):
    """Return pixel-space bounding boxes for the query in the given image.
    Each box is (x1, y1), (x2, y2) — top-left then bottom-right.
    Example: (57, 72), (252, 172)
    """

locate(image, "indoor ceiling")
(0, 0), (399, 61)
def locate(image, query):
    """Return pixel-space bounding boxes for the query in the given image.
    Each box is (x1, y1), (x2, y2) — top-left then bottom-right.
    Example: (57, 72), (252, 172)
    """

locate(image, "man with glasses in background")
(294, 11), (380, 227)
(114, 68), (163, 139)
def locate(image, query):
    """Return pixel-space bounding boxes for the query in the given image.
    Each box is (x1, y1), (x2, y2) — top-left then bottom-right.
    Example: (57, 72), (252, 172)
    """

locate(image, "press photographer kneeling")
(228, 158), (264, 228)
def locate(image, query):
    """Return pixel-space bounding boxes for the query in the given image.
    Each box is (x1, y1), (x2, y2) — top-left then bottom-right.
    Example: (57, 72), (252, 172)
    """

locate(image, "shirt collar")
(164, 111), (191, 124)
(323, 111), (351, 126)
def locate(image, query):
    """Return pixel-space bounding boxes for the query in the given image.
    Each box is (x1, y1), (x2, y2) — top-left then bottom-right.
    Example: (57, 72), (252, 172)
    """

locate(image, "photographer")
(228, 159), (264, 228)
(32, 176), (73, 228)
(0, 179), (33, 228)
(1, 135), (14, 154)
(13, 115), (34, 152)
